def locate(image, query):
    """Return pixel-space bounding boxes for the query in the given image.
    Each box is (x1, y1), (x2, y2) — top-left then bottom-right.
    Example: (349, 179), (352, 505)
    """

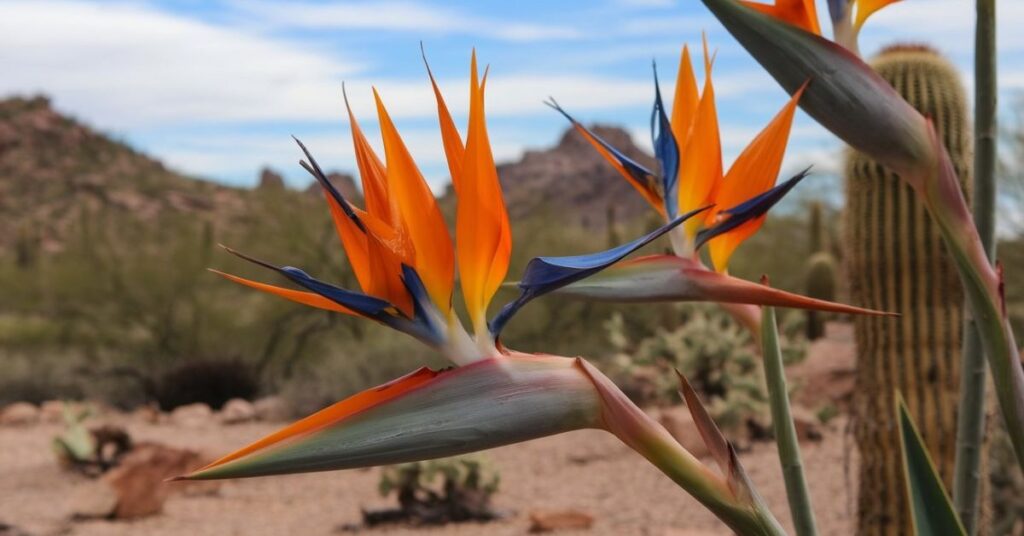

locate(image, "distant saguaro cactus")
(804, 252), (837, 340)
(844, 45), (977, 536)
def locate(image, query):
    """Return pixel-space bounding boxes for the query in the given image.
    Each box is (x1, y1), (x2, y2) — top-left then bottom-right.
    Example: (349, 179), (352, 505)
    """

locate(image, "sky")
(3, 0), (1024, 202)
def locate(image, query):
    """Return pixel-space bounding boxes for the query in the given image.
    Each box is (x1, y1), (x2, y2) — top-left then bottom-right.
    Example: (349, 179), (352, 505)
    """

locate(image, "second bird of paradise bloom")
(174, 50), (889, 534)
(537, 37), (868, 338)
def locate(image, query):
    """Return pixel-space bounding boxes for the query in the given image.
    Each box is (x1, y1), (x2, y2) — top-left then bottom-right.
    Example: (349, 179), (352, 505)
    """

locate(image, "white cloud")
(0, 1), (359, 129)
(230, 1), (581, 42)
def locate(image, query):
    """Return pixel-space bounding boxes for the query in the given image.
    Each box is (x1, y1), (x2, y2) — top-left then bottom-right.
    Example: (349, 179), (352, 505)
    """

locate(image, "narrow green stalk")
(760, 305), (818, 536)
(953, 0), (997, 531)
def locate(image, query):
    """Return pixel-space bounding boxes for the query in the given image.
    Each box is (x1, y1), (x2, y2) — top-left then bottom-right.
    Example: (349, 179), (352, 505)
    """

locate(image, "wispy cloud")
(229, 0), (581, 42)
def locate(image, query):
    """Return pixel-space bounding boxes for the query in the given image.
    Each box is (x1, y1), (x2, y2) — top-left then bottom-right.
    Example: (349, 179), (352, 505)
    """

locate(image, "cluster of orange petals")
(216, 53), (511, 336)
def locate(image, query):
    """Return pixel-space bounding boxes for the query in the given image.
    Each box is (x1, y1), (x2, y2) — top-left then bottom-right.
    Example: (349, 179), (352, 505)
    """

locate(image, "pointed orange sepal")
(741, 0), (822, 35)
(373, 89), (456, 314)
(423, 46), (467, 195)
(707, 82), (806, 272)
(209, 269), (356, 316)
(670, 45), (700, 157)
(322, 190), (413, 317)
(457, 51), (512, 330)
(853, 0), (902, 32)
(677, 43), (722, 239)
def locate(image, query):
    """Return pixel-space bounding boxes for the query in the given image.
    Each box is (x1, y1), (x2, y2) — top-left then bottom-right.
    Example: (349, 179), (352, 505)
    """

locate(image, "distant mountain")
(0, 96), (252, 251)
(1, 95), (651, 255)
(494, 125), (654, 229)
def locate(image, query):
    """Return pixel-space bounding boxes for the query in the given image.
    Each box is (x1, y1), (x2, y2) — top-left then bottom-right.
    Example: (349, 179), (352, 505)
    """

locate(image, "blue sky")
(3, 0), (1024, 202)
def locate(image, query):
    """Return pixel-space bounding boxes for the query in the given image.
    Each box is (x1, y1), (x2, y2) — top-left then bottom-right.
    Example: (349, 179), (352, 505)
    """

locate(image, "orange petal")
(567, 121), (665, 217)
(676, 45), (722, 240)
(708, 83), (806, 272)
(423, 49), (467, 195)
(373, 89), (455, 314)
(457, 52), (512, 330)
(343, 90), (392, 223)
(322, 189), (373, 293)
(210, 269), (356, 315)
(853, 0), (901, 31)
(323, 190), (414, 316)
(741, 0), (821, 35)
(670, 45), (699, 154)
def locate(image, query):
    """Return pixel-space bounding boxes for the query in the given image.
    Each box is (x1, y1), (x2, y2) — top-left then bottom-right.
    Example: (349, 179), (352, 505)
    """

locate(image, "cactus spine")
(844, 45), (978, 535)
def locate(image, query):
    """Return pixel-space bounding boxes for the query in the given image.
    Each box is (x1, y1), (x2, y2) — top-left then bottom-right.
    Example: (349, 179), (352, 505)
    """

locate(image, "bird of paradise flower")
(174, 49), (889, 534)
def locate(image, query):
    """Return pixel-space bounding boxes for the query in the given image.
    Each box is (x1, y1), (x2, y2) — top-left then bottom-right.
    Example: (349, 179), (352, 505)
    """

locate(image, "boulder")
(219, 398), (256, 424)
(528, 509), (594, 532)
(39, 400), (66, 423)
(101, 442), (213, 519)
(0, 402), (39, 426)
(253, 396), (291, 422)
(169, 403), (212, 428)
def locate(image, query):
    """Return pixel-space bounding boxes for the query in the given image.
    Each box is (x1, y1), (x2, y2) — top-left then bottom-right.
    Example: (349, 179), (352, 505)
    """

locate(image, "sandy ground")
(0, 327), (859, 536)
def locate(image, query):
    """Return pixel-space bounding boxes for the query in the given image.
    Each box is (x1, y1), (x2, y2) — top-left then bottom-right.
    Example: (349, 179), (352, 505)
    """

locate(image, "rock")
(0, 402), (39, 426)
(253, 396), (291, 422)
(662, 529), (721, 536)
(791, 406), (823, 443)
(169, 403), (212, 428)
(69, 480), (119, 519)
(39, 400), (66, 423)
(131, 403), (162, 424)
(657, 406), (710, 459)
(219, 398), (255, 424)
(102, 442), (213, 519)
(528, 509), (594, 533)
(257, 167), (285, 190)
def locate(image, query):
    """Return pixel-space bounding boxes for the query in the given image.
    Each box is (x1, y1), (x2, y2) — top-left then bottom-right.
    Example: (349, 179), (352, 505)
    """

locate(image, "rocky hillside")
(495, 125), (654, 229)
(1, 95), (650, 254)
(0, 97), (250, 251)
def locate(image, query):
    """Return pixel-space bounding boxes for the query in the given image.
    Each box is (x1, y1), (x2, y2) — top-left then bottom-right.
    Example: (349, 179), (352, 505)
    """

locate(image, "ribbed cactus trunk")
(844, 45), (980, 535)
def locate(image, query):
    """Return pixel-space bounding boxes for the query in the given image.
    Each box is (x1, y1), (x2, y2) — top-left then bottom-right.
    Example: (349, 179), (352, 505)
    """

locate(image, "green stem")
(760, 305), (818, 536)
(953, 0), (997, 532)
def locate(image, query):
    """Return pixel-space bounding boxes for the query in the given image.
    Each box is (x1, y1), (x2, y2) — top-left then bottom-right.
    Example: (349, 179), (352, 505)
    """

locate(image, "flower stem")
(760, 305), (818, 536)
(953, 0), (998, 531)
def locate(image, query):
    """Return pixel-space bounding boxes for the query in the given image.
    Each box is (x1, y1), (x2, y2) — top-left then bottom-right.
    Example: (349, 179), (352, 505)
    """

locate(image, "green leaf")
(896, 395), (966, 536)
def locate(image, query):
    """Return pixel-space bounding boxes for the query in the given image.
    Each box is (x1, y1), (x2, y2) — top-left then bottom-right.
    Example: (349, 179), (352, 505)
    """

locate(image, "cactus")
(803, 252), (837, 340)
(843, 45), (979, 535)
(808, 201), (825, 255)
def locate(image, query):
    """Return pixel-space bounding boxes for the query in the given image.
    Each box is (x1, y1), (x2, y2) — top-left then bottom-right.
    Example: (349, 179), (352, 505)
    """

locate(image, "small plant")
(366, 456), (501, 526)
(52, 403), (132, 476)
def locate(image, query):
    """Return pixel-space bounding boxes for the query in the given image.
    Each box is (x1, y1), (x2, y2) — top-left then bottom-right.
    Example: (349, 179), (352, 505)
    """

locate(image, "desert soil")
(0, 327), (858, 536)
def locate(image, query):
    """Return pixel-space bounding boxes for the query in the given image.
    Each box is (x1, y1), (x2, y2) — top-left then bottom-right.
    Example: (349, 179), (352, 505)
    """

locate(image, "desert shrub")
(604, 304), (806, 440)
(150, 359), (260, 410)
(369, 456), (501, 526)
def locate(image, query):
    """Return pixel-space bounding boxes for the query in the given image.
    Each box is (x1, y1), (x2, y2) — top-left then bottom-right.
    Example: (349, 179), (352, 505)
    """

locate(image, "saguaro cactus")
(804, 252), (837, 341)
(844, 45), (975, 535)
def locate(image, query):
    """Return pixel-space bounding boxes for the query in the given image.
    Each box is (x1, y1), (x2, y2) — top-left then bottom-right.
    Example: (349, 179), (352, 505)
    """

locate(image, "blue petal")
(294, 136), (366, 232)
(490, 206), (710, 337)
(651, 62), (680, 217)
(222, 247), (445, 346)
(826, 0), (848, 24)
(694, 168), (810, 250)
(545, 98), (661, 203)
